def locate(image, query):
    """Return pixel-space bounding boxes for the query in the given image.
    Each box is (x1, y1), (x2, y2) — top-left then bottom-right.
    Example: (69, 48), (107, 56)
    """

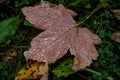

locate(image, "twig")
(85, 68), (115, 80)
(76, 4), (102, 27)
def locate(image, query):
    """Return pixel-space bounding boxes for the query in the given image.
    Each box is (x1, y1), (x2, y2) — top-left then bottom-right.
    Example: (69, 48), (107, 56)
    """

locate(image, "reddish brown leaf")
(0, 0), (4, 4)
(21, 1), (102, 71)
(111, 9), (120, 20)
(22, 4), (76, 30)
(110, 32), (120, 43)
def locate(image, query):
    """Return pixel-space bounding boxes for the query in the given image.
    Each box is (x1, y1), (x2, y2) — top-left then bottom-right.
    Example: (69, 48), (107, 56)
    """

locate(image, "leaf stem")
(85, 68), (115, 80)
(76, 4), (102, 27)
(78, 73), (89, 80)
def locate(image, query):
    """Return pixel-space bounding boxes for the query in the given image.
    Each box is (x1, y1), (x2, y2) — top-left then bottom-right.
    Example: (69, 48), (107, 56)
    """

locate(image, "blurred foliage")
(0, 0), (120, 80)
(52, 56), (74, 77)
(0, 17), (22, 44)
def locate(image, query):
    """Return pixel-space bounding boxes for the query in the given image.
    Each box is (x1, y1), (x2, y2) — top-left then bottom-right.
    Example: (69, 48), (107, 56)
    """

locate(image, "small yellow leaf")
(9, 50), (17, 56)
(2, 56), (13, 61)
(74, 56), (79, 65)
(0, 49), (17, 62)
(15, 60), (48, 80)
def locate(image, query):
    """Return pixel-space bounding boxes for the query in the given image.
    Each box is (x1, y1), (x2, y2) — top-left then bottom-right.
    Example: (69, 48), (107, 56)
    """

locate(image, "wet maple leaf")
(21, 0), (102, 73)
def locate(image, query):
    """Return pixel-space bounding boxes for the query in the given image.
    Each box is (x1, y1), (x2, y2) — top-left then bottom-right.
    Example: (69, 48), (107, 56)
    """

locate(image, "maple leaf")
(111, 9), (120, 20)
(21, 1), (102, 72)
(110, 32), (120, 43)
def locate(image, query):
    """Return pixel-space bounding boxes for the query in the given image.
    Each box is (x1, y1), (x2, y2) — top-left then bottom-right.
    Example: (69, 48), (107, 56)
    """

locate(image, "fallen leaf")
(21, 1), (102, 79)
(74, 56), (79, 65)
(15, 60), (48, 80)
(23, 20), (34, 27)
(0, 0), (4, 4)
(0, 17), (22, 43)
(0, 49), (17, 62)
(111, 9), (120, 20)
(52, 56), (75, 77)
(110, 32), (120, 43)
